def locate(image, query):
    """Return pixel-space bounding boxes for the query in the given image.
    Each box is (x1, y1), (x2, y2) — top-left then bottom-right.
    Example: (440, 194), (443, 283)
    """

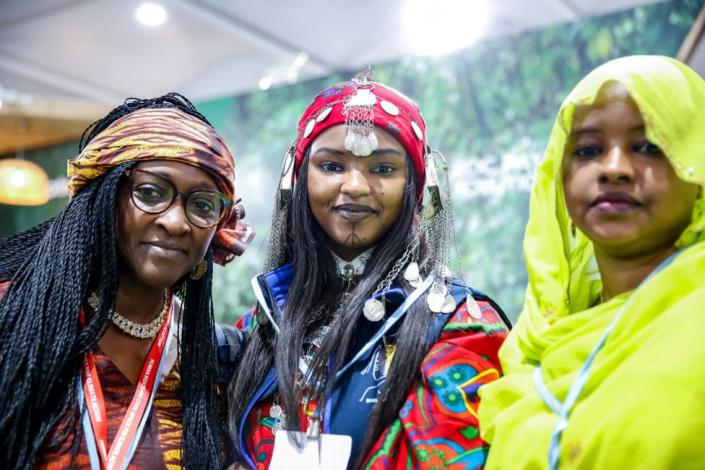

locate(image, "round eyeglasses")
(127, 169), (234, 228)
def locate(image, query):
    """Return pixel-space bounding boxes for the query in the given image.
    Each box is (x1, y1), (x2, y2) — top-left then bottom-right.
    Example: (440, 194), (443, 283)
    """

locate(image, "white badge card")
(269, 430), (352, 470)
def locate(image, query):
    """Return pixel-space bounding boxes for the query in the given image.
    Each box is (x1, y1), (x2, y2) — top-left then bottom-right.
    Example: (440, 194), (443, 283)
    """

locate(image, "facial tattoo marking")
(345, 222), (362, 248)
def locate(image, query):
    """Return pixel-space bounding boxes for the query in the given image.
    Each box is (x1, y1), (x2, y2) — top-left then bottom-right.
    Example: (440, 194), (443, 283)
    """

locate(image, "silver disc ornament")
(466, 295), (483, 319)
(363, 298), (386, 322)
(403, 262), (422, 288)
(427, 283), (448, 313)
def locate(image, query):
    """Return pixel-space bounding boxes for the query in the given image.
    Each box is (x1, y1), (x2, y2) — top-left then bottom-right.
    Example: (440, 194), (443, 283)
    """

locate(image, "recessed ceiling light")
(135, 3), (167, 27)
(286, 70), (298, 84)
(293, 52), (309, 68)
(258, 76), (272, 91)
(404, 0), (490, 56)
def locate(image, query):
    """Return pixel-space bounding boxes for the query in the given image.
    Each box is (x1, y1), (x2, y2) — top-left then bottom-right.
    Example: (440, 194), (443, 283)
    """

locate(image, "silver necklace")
(269, 318), (334, 432)
(87, 291), (170, 339)
(331, 247), (374, 282)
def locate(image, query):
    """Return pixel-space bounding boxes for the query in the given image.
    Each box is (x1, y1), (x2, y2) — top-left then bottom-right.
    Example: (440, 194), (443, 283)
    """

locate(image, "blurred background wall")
(2, 0), (704, 323)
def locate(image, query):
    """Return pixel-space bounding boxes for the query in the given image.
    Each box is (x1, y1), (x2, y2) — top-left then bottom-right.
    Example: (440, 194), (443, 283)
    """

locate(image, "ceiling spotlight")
(293, 53), (309, 68)
(404, 0), (490, 56)
(135, 3), (167, 27)
(286, 70), (299, 84)
(258, 76), (272, 91)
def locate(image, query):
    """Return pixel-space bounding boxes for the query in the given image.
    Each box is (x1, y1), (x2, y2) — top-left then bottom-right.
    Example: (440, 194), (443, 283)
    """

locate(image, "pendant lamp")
(0, 158), (49, 205)
(0, 119), (49, 206)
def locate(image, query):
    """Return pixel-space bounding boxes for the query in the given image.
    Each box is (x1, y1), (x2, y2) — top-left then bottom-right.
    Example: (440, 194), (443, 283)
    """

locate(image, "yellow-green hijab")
(478, 55), (705, 469)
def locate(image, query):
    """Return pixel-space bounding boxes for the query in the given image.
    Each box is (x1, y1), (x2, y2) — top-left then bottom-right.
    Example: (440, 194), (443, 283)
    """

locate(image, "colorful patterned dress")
(234, 263), (509, 469)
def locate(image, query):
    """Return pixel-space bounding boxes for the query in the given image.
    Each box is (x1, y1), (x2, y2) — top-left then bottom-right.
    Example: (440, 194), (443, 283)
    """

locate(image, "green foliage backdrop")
(1, 0), (702, 324)
(204, 0), (704, 324)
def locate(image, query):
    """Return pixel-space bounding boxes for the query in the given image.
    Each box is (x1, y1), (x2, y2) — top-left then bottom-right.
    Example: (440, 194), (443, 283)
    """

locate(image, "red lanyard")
(79, 296), (173, 470)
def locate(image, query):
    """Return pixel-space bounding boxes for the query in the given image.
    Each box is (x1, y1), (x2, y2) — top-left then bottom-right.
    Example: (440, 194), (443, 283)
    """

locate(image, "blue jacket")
(235, 263), (508, 468)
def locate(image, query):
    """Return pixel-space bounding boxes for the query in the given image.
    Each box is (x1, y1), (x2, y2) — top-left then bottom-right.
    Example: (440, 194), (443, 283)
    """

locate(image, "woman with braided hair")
(228, 73), (511, 469)
(0, 93), (251, 469)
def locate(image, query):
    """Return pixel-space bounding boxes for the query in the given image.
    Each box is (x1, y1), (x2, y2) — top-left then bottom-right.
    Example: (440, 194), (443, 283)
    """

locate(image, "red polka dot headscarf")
(291, 74), (428, 200)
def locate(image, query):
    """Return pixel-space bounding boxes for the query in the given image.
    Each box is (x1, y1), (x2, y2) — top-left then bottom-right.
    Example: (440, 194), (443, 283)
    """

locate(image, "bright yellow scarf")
(478, 55), (705, 469)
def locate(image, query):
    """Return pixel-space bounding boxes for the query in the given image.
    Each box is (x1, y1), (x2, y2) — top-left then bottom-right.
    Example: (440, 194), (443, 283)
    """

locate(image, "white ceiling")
(0, 0), (686, 106)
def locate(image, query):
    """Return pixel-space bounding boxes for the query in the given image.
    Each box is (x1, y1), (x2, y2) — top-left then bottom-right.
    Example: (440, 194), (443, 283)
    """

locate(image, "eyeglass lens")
(130, 171), (226, 228)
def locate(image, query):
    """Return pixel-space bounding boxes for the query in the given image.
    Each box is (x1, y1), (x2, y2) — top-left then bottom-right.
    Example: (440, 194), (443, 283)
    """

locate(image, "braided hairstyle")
(0, 93), (224, 469)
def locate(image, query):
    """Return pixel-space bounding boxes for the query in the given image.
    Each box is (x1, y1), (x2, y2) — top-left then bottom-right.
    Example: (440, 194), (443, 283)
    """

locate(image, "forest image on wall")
(202, 0), (702, 324)
(0, 0), (701, 324)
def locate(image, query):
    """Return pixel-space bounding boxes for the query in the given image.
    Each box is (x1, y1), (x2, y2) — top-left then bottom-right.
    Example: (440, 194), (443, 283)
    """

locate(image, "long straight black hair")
(229, 152), (434, 467)
(0, 94), (224, 469)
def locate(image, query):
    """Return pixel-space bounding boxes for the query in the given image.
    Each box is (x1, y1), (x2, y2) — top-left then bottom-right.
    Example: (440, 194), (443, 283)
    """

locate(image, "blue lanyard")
(533, 251), (679, 470)
(254, 272), (435, 433)
(334, 274), (434, 380)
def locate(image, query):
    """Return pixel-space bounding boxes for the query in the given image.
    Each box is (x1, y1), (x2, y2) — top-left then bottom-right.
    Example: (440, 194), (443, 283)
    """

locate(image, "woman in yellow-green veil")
(478, 55), (705, 469)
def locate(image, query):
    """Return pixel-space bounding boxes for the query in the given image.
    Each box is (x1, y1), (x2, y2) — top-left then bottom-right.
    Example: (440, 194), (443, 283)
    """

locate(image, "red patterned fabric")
(363, 301), (507, 469)
(239, 299), (508, 469)
(293, 80), (428, 200)
(35, 348), (184, 469)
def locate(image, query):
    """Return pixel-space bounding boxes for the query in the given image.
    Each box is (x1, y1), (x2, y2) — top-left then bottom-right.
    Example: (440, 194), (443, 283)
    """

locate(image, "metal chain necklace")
(269, 311), (335, 433)
(87, 291), (170, 339)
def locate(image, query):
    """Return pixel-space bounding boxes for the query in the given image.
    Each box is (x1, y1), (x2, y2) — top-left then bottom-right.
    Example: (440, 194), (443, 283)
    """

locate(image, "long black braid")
(0, 93), (223, 469)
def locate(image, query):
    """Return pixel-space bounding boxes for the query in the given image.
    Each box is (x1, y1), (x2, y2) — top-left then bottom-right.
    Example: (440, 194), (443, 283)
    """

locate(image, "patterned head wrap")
(67, 107), (252, 265)
(292, 75), (428, 199)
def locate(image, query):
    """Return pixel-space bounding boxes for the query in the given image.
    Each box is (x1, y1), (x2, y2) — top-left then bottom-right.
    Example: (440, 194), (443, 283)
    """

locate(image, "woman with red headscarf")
(228, 73), (510, 469)
(0, 94), (251, 469)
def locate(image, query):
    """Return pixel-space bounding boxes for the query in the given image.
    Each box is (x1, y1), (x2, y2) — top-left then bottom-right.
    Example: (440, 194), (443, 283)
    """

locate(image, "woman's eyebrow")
(313, 147), (345, 156)
(370, 148), (404, 157)
(571, 124), (645, 136)
(145, 170), (216, 191)
(312, 147), (403, 157)
(570, 126), (602, 136)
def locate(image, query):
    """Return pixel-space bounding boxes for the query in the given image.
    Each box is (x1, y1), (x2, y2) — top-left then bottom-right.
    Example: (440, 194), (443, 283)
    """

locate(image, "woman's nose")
(155, 198), (191, 234)
(340, 168), (372, 197)
(598, 146), (635, 184)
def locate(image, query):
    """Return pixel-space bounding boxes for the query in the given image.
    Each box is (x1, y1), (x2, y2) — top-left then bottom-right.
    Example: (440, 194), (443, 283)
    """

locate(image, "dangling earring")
(278, 145), (296, 207)
(190, 259), (207, 280)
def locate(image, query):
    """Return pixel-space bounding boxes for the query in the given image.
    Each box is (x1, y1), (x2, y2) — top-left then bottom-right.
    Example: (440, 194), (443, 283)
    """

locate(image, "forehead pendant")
(343, 88), (378, 157)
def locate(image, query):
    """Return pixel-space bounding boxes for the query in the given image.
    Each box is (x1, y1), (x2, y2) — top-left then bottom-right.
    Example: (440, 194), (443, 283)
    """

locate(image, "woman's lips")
(143, 241), (187, 257)
(334, 204), (376, 222)
(590, 192), (643, 213)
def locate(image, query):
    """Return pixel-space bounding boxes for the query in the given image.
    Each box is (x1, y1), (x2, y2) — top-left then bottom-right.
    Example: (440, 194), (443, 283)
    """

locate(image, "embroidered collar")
(331, 248), (374, 281)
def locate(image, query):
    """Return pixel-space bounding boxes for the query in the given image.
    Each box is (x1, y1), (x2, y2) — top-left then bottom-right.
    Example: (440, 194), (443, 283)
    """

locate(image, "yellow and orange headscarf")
(67, 107), (252, 264)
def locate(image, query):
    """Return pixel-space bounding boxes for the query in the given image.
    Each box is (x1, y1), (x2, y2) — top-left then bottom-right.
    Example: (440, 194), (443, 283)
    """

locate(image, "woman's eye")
(572, 145), (601, 159)
(633, 141), (662, 156)
(572, 145), (602, 159)
(319, 162), (343, 172)
(133, 184), (166, 202)
(371, 164), (396, 174)
(190, 196), (217, 213)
